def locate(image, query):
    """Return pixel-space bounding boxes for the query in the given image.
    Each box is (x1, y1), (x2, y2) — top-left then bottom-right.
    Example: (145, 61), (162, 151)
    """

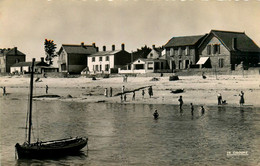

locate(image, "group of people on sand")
(104, 87), (113, 97)
(123, 86), (153, 102)
(217, 91), (245, 106)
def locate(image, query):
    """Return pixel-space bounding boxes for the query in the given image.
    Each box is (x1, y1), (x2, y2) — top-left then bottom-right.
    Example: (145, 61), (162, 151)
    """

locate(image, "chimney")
(96, 47), (99, 52)
(121, 43), (125, 51)
(41, 57), (44, 62)
(112, 45), (115, 51)
(232, 38), (237, 50)
(103, 46), (106, 51)
(152, 45), (155, 49)
(92, 42), (96, 48)
(14, 47), (17, 54)
(81, 42), (84, 47)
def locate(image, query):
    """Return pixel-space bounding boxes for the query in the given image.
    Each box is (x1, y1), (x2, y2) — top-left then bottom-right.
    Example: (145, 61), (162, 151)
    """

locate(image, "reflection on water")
(0, 99), (259, 166)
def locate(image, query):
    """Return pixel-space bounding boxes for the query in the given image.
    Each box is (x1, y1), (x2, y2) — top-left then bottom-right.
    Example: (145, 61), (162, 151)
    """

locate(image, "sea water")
(0, 98), (259, 165)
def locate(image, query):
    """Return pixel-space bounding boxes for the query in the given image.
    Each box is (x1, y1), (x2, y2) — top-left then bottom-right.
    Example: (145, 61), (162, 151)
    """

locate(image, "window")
(100, 65), (102, 71)
(95, 65), (99, 71)
(213, 44), (220, 54)
(185, 46), (190, 56)
(92, 57), (95, 62)
(219, 58), (224, 68)
(15, 59), (20, 63)
(174, 49), (178, 56)
(106, 56), (109, 61)
(150, 53), (153, 57)
(148, 62), (153, 70)
(170, 48), (174, 56)
(105, 64), (109, 71)
(99, 57), (102, 61)
(207, 45), (211, 55)
(178, 47), (182, 56)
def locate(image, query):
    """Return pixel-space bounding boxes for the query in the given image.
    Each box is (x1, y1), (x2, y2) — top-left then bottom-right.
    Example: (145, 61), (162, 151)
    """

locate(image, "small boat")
(15, 58), (88, 159)
(171, 89), (184, 94)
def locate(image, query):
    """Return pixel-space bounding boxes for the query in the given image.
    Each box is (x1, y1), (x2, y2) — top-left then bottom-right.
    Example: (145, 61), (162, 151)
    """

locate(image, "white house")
(87, 44), (131, 74)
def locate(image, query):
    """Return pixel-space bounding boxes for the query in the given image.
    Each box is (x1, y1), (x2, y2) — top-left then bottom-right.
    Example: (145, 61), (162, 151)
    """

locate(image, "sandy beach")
(0, 75), (260, 107)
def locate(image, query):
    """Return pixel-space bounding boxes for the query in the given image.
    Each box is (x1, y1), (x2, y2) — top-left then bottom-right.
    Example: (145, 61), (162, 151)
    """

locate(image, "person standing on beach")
(46, 85), (48, 94)
(190, 103), (194, 116)
(132, 91), (135, 101)
(217, 93), (222, 105)
(2, 87), (6, 96)
(104, 88), (108, 97)
(142, 89), (145, 99)
(110, 87), (113, 97)
(239, 91), (245, 106)
(201, 106), (205, 115)
(178, 96), (183, 110)
(124, 94), (127, 101)
(122, 86), (125, 94)
(148, 86), (153, 98)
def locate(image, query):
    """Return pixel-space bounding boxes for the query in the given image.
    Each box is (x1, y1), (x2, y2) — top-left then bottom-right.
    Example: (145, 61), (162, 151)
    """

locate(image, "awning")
(196, 57), (209, 65)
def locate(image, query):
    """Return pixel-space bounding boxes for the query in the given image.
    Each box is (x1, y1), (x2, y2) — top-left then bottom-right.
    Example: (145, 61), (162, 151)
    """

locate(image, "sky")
(1, 0), (260, 62)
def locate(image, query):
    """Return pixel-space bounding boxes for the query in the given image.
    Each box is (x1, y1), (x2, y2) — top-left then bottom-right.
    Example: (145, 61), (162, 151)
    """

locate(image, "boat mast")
(28, 58), (35, 144)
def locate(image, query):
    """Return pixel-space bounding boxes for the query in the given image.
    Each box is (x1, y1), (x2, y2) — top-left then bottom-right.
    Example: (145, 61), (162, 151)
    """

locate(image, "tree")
(44, 39), (57, 65)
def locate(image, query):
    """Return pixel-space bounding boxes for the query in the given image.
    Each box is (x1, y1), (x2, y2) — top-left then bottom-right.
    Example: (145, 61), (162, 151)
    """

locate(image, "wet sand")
(0, 75), (260, 107)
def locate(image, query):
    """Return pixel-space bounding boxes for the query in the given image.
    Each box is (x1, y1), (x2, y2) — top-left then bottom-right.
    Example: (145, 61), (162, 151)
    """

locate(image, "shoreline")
(1, 75), (260, 107)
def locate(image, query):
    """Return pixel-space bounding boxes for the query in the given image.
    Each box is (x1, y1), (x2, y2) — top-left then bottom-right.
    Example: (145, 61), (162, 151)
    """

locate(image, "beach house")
(197, 30), (260, 70)
(57, 42), (98, 74)
(87, 44), (131, 74)
(0, 47), (26, 73)
(164, 34), (207, 70)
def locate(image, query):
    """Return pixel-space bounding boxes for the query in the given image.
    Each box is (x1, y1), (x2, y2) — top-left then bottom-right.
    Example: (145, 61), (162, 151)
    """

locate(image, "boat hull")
(15, 137), (88, 159)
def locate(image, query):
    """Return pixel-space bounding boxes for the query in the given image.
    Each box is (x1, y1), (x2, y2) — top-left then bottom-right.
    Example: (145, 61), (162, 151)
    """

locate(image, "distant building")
(0, 47), (26, 73)
(10, 57), (57, 74)
(164, 34), (207, 70)
(57, 42), (97, 74)
(197, 30), (260, 70)
(87, 44), (131, 74)
(118, 45), (169, 74)
(132, 45), (152, 61)
(147, 45), (164, 59)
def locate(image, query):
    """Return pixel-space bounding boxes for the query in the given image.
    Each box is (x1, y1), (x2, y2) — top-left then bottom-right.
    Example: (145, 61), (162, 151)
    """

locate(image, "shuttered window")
(185, 46), (190, 55)
(170, 48), (174, 56)
(178, 47), (182, 56)
(219, 58), (224, 68)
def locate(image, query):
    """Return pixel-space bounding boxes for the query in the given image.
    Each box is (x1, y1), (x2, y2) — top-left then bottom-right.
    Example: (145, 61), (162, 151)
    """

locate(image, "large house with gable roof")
(197, 30), (260, 70)
(164, 34), (207, 70)
(57, 42), (98, 74)
(0, 47), (26, 73)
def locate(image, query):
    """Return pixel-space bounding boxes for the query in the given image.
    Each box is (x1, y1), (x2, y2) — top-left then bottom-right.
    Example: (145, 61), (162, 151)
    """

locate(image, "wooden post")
(28, 58), (35, 144)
